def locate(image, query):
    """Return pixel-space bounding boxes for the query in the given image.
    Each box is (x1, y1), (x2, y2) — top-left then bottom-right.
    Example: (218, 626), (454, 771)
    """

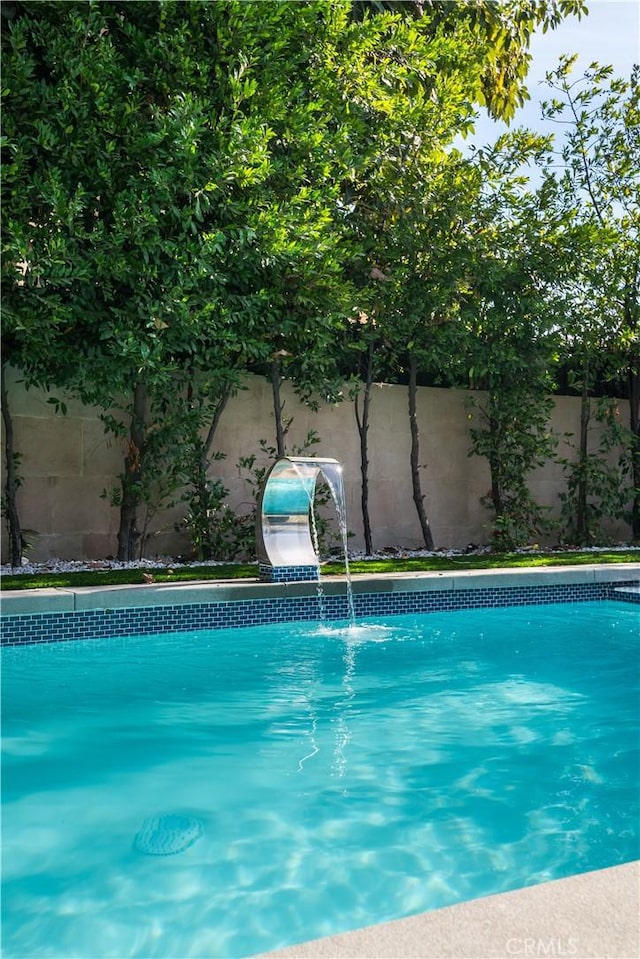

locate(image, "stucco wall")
(0, 368), (631, 562)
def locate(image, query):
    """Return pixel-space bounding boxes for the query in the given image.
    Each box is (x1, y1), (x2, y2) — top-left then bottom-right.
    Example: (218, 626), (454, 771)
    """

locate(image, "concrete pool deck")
(2, 562), (639, 957)
(260, 861), (640, 959)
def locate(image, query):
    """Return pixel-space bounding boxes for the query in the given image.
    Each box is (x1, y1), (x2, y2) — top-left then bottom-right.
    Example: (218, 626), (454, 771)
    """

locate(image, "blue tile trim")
(1, 580), (636, 647)
(259, 564), (320, 583)
(614, 589), (640, 605)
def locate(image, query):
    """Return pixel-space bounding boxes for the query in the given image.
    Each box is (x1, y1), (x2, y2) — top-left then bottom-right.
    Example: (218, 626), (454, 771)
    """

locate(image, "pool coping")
(2, 562), (639, 615)
(259, 860), (640, 958)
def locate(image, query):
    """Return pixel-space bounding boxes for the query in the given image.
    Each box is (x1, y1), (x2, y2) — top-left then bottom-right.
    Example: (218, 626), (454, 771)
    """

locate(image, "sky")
(469, 0), (640, 146)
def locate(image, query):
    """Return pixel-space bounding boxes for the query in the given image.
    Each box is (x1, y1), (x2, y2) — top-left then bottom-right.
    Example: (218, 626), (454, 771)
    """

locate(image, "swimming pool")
(2, 598), (638, 958)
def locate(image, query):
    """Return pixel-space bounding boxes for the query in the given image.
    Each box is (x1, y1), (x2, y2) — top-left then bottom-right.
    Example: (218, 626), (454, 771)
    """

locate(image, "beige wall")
(1, 368), (632, 562)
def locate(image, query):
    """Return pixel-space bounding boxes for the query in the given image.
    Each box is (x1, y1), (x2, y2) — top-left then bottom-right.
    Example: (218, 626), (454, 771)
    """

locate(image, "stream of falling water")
(290, 459), (355, 626)
(321, 471), (356, 626)
(308, 505), (326, 622)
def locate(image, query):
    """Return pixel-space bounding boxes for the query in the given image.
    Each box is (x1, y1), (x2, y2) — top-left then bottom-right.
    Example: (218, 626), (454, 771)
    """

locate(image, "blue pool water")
(2, 600), (638, 958)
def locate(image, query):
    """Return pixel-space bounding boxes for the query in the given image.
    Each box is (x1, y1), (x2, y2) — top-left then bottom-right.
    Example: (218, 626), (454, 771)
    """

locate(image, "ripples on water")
(2, 601), (638, 958)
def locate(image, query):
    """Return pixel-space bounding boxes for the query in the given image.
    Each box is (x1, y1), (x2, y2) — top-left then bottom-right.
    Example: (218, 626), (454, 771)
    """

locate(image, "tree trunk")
(116, 382), (147, 561)
(408, 354), (434, 550)
(624, 267), (639, 539)
(271, 358), (286, 458)
(192, 387), (232, 560)
(1, 364), (24, 567)
(355, 340), (374, 555)
(628, 353), (640, 539)
(575, 382), (591, 544)
(487, 396), (504, 520)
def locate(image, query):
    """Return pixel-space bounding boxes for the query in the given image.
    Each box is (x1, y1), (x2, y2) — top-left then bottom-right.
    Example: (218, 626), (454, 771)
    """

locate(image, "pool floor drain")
(134, 814), (203, 856)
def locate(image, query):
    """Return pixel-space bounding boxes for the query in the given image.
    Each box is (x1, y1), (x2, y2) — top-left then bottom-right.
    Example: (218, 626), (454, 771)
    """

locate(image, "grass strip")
(324, 549), (640, 575)
(1, 550), (639, 591)
(0, 563), (258, 591)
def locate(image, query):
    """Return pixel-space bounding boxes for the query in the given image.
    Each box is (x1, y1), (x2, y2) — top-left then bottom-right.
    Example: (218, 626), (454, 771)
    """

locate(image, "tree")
(1, 1), (352, 559)
(336, 0), (586, 551)
(462, 133), (574, 549)
(2, 1), (268, 558)
(1, 363), (23, 566)
(352, 0), (588, 121)
(326, 7), (484, 550)
(541, 61), (640, 540)
(384, 154), (480, 550)
(342, 308), (390, 556)
(199, 0), (362, 460)
(1, 0), (596, 563)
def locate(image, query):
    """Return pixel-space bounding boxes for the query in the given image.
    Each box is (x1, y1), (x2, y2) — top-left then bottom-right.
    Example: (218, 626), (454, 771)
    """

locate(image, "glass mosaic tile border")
(2, 579), (637, 647)
(258, 563), (320, 583)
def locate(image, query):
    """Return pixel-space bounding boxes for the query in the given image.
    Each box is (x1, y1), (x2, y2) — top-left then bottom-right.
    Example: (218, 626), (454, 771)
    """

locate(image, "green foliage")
(541, 61), (640, 537)
(559, 399), (637, 545)
(1, 1), (634, 562)
(176, 474), (234, 562)
(463, 137), (570, 550)
(328, 10), (486, 547)
(352, 0), (588, 121)
(97, 388), (203, 559)
(2, 0), (362, 557)
(469, 391), (558, 551)
(2, 1), (272, 556)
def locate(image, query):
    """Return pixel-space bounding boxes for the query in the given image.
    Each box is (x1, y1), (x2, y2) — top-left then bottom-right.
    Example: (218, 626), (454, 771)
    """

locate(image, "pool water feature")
(2, 600), (638, 958)
(256, 457), (355, 621)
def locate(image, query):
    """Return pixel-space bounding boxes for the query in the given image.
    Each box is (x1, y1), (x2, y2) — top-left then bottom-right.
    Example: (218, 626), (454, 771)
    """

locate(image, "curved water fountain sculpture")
(256, 456), (347, 585)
